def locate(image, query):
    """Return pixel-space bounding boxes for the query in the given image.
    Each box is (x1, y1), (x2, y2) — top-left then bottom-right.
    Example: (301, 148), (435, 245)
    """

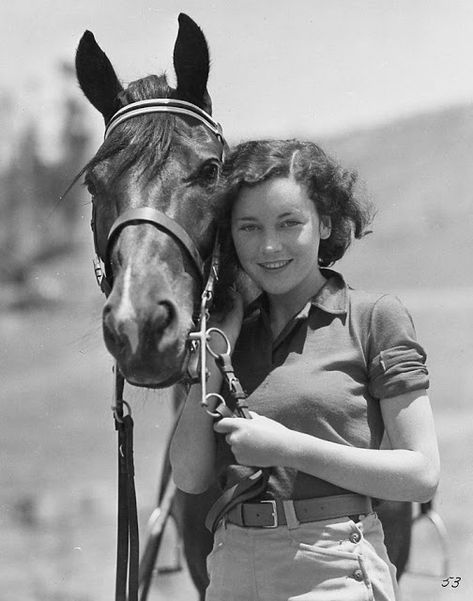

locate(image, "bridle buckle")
(93, 256), (105, 288)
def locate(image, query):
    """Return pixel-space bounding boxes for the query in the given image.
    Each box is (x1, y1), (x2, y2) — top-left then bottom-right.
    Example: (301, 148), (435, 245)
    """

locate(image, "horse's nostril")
(103, 311), (125, 352)
(156, 301), (175, 331)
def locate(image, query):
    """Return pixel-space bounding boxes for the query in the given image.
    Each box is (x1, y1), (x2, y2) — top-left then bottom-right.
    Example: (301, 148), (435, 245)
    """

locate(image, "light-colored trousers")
(205, 512), (399, 601)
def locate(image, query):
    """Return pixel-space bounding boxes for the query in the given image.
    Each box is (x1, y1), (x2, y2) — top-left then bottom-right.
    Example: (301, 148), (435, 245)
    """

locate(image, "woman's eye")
(239, 224), (259, 232)
(198, 162), (220, 185)
(280, 220), (299, 228)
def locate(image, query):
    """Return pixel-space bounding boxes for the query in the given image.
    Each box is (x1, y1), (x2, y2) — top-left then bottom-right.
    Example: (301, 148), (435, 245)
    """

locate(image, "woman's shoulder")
(324, 270), (406, 318)
(338, 276), (416, 335)
(348, 287), (407, 314)
(348, 287), (413, 323)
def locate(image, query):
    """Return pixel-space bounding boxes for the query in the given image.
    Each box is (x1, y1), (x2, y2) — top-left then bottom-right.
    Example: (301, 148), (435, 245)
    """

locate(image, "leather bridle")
(91, 98), (225, 298)
(91, 98), (226, 601)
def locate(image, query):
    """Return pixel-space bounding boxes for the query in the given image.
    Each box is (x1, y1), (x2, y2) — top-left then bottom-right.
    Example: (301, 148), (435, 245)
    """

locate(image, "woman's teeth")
(259, 260), (291, 270)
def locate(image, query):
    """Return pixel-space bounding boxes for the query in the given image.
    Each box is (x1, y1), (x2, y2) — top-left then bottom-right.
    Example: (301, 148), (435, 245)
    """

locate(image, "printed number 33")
(441, 576), (461, 588)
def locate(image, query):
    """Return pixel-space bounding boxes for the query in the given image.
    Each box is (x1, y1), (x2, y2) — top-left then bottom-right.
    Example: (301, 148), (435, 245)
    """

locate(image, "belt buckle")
(261, 500), (278, 528)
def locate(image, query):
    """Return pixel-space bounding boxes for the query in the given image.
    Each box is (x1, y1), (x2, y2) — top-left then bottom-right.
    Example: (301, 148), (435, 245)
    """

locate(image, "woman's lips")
(258, 259), (292, 271)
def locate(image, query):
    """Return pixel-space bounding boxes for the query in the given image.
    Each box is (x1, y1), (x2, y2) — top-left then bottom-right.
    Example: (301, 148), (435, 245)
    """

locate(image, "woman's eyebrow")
(234, 215), (258, 221)
(234, 209), (304, 222)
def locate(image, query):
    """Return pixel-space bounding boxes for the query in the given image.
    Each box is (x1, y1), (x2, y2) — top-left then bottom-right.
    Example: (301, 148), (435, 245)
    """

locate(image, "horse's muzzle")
(102, 298), (189, 387)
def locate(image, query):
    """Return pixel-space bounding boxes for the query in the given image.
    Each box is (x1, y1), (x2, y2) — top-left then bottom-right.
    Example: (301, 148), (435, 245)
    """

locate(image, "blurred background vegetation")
(0, 62), (89, 311)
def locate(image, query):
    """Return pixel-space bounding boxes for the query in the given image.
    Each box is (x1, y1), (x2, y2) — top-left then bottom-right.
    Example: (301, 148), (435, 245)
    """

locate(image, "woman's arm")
(215, 389), (440, 503)
(169, 289), (245, 494)
(169, 363), (222, 494)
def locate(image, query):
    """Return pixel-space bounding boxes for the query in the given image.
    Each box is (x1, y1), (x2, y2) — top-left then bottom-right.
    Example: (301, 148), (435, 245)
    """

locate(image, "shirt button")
(353, 569), (364, 582)
(349, 532), (361, 543)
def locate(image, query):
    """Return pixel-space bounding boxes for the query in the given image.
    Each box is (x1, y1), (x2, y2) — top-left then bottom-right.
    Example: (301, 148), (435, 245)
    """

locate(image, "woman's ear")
(320, 216), (332, 240)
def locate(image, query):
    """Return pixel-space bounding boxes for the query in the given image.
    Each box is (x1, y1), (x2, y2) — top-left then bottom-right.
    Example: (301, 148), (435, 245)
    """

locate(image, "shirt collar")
(311, 268), (348, 315)
(244, 268), (349, 319)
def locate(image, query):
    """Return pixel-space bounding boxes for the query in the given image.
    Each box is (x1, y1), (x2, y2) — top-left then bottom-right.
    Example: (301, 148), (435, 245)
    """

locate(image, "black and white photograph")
(1, 2), (472, 600)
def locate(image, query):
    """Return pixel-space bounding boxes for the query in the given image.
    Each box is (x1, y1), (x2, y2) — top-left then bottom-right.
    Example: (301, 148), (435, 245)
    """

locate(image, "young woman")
(170, 139), (440, 601)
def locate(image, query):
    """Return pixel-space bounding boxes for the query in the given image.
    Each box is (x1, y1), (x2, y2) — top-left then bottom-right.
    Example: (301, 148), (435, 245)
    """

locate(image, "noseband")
(91, 98), (225, 297)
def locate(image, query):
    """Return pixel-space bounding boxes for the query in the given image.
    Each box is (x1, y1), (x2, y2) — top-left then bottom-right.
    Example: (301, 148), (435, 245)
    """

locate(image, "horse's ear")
(75, 31), (124, 123)
(173, 14), (212, 114)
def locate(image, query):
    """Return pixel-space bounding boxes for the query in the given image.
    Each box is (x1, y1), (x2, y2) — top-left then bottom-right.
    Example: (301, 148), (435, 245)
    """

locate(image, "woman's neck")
(267, 269), (327, 338)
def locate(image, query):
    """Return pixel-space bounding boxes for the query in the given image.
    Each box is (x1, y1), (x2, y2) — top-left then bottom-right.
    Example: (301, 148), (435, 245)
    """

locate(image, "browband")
(104, 98), (224, 143)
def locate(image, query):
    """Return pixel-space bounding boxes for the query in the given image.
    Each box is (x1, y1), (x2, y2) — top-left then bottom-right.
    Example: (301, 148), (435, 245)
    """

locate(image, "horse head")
(76, 14), (226, 388)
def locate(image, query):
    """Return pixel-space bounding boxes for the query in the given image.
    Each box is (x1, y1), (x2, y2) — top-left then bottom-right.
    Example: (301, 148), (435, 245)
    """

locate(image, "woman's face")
(231, 177), (330, 302)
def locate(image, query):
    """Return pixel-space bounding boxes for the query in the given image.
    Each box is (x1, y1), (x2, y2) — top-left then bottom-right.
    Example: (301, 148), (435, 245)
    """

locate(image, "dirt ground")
(1, 239), (472, 601)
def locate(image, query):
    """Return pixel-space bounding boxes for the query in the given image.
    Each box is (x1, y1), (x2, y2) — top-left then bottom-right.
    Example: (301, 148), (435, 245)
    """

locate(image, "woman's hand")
(213, 412), (292, 467)
(208, 287), (244, 352)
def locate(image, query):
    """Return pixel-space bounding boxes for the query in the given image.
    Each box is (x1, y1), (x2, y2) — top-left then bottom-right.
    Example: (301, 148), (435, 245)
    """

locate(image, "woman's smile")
(258, 259), (293, 271)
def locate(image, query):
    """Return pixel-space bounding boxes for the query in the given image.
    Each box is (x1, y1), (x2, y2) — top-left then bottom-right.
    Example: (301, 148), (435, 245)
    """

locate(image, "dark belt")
(225, 494), (372, 529)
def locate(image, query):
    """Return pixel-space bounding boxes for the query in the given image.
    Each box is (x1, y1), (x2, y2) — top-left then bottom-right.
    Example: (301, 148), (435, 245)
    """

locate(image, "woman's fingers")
(214, 417), (239, 433)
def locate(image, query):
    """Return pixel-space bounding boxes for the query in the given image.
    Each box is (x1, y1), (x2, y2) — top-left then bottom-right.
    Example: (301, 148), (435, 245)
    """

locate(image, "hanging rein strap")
(112, 368), (139, 601)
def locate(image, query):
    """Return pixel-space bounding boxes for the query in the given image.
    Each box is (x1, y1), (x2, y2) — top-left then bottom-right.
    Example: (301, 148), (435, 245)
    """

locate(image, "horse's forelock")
(119, 74), (172, 103)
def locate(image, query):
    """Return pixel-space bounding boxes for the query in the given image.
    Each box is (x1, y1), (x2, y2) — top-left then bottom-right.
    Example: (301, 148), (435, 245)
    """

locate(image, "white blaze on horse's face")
(112, 264), (139, 354)
(76, 14), (224, 387)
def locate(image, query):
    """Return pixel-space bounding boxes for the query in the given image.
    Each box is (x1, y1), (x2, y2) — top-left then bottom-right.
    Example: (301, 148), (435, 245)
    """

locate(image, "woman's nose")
(260, 230), (282, 253)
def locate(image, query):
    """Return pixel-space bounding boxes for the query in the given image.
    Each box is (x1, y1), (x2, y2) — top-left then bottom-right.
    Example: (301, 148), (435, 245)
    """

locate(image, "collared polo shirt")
(215, 269), (429, 500)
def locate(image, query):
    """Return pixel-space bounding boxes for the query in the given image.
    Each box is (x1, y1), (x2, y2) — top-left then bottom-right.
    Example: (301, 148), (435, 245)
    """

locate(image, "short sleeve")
(368, 295), (429, 399)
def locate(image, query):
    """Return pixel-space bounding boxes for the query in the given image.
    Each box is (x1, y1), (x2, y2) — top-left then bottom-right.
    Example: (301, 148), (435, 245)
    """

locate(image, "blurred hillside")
(323, 103), (473, 291)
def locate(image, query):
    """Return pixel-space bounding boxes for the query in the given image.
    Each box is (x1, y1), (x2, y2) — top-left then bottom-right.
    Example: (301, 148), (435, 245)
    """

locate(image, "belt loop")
(282, 500), (300, 530)
(235, 503), (244, 526)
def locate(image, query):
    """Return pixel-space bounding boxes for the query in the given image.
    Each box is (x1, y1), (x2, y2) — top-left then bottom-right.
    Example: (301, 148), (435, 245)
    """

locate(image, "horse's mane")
(85, 74), (175, 186)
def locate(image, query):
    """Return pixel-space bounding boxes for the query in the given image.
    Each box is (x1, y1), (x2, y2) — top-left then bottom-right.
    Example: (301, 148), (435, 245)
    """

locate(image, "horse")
(75, 13), (413, 601)
(75, 13), (225, 389)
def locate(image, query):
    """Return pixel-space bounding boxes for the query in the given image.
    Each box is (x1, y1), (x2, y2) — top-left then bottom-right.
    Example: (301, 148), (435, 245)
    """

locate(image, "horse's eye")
(84, 178), (97, 197)
(198, 162), (220, 185)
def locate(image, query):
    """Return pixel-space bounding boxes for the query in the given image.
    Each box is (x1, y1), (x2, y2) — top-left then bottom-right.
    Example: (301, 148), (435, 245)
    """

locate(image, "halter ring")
(112, 399), (132, 424)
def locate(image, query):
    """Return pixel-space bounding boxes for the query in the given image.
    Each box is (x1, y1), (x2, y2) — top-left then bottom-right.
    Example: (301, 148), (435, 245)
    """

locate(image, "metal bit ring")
(202, 392), (226, 418)
(205, 327), (231, 359)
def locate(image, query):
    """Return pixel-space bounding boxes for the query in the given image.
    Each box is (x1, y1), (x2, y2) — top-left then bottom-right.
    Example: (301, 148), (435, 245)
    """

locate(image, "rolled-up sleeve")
(368, 295), (429, 399)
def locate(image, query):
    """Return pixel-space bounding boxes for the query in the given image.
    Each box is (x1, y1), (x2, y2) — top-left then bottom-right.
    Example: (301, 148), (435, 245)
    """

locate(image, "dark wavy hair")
(213, 139), (374, 308)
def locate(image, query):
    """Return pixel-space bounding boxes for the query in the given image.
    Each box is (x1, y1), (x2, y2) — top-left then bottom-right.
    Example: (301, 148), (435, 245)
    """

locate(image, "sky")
(2, 0), (473, 142)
